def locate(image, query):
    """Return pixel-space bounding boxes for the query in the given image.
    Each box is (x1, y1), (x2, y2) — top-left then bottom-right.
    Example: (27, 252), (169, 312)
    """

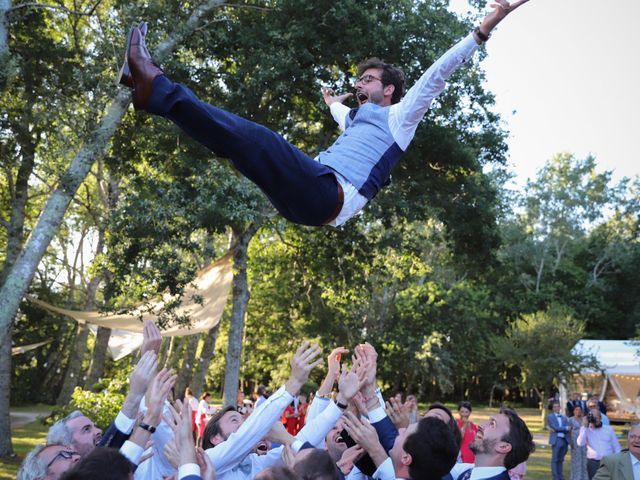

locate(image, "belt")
(323, 176), (345, 225)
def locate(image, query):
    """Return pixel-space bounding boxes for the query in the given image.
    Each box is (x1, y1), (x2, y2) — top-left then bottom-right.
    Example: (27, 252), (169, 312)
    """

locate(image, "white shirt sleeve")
(119, 440), (144, 465)
(389, 32), (479, 150)
(178, 463), (201, 479)
(330, 102), (351, 131)
(205, 385), (293, 475)
(306, 395), (330, 424)
(373, 457), (397, 480)
(114, 411), (136, 434)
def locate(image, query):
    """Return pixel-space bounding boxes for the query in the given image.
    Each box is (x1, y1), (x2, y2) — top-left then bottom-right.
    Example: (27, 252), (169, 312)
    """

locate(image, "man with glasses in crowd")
(119, 0), (528, 227)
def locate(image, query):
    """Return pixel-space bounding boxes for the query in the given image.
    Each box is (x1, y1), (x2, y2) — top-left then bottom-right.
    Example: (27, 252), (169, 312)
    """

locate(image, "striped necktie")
(457, 469), (473, 480)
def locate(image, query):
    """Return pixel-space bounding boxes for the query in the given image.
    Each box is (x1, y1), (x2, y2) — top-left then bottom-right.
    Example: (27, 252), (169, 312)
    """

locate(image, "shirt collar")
(631, 453), (640, 466)
(469, 466), (507, 480)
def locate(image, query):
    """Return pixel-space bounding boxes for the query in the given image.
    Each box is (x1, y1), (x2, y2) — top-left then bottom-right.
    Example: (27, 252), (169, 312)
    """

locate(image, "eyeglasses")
(46, 450), (78, 469)
(356, 74), (383, 85)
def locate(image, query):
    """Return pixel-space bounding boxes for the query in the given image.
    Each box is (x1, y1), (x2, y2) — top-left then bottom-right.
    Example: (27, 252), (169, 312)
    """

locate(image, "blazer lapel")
(621, 452), (633, 480)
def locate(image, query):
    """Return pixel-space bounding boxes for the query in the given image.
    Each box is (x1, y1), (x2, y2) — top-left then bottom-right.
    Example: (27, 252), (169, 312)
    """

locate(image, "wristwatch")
(335, 400), (348, 410)
(139, 422), (157, 433)
(474, 26), (490, 42)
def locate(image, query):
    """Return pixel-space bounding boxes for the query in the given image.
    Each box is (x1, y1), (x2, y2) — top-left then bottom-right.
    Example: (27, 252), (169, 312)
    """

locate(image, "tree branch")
(8, 0), (102, 16)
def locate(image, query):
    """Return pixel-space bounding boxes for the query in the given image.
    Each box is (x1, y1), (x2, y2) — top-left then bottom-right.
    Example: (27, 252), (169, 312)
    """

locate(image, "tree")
(492, 305), (599, 423)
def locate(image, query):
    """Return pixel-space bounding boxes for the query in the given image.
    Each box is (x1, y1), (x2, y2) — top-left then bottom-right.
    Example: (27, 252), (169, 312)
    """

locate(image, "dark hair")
(428, 402), (462, 448)
(256, 466), (301, 480)
(458, 401), (472, 412)
(500, 407), (536, 470)
(200, 391), (211, 401)
(185, 387), (193, 396)
(357, 57), (405, 104)
(202, 406), (236, 450)
(404, 417), (458, 480)
(257, 385), (267, 396)
(293, 449), (340, 480)
(59, 448), (132, 480)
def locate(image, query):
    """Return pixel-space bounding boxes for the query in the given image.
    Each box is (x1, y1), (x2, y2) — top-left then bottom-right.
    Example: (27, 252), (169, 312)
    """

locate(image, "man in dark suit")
(548, 400), (571, 480)
(593, 424), (640, 480)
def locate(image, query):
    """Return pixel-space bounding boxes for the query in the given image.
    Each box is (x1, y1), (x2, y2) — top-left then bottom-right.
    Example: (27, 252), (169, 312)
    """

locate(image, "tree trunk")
(175, 335), (199, 398)
(222, 222), (260, 407)
(56, 322), (90, 405)
(191, 324), (220, 397)
(165, 337), (184, 370)
(0, 318), (12, 457)
(0, 0), (11, 88)
(84, 326), (111, 389)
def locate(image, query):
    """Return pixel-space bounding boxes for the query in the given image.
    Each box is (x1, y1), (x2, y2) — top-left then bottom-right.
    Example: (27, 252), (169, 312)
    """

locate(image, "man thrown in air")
(119, 0), (529, 227)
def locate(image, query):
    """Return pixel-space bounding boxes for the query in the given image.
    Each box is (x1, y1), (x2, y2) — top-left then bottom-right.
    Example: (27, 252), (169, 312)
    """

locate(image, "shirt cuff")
(114, 411), (136, 434)
(178, 463), (201, 479)
(368, 406), (387, 423)
(373, 457), (395, 480)
(119, 440), (144, 465)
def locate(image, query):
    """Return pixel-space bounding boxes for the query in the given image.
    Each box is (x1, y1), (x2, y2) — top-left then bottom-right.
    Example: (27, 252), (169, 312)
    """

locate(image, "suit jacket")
(547, 413), (570, 446)
(593, 450), (634, 480)
(97, 421), (130, 449)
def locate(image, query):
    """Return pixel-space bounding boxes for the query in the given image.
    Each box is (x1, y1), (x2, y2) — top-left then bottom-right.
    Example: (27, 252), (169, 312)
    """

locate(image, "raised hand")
(479, 0), (530, 38)
(141, 320), (163, 356)
(385, 397), (410, 429)
(337, 445), (365, 475)
(337, 362), (368, 405)
(146, 368), (177, 424)
(285, 341), (323, 396)
(130, 351), (158, 397)
(164, 399), (198, 467)
(322, 87), (353, 107)
(196, 447), (216, 480)
(341, 412), (388, 468)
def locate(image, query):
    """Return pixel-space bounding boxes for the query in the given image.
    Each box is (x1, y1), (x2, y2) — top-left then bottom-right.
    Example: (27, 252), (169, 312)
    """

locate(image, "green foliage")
(492, 305), (600, 404)
(47, 376), (127, 431)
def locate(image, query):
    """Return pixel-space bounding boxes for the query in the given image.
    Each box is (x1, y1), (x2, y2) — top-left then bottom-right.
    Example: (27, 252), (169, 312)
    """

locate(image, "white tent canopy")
(28, 253), (233, 360)
(565, 339), (640, 421)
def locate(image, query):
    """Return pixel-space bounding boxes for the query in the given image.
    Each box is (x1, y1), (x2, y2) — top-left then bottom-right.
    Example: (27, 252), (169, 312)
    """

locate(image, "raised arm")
(390, 0), (530, 150)
(322, 87), (352, 131)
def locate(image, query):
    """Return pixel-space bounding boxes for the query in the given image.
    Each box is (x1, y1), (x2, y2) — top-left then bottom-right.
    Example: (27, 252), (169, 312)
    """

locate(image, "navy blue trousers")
(146, 75), (340, 226)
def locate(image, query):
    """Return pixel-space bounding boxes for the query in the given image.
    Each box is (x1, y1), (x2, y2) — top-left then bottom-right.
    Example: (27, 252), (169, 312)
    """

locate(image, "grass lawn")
(0, 405), (631, 479)
(0, 417), (49, 479)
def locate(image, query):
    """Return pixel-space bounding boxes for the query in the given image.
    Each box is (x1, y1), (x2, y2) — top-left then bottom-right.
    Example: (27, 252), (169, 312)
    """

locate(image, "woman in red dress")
(457, 401), (478, 463)
(282, 401), (299, 435)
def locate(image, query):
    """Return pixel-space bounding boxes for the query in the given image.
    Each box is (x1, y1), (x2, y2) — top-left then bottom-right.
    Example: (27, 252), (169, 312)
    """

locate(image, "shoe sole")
(116, 26), (136, 87)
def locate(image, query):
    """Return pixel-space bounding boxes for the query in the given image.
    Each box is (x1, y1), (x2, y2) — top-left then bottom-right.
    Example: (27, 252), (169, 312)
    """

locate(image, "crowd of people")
(547, 395), (631, 480)
(17, 320), (538, 480)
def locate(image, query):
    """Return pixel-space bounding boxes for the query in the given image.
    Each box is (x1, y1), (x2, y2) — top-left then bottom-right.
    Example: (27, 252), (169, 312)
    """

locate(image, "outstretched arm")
(390, 0), (530, 150)
(322, 87), (352, 131)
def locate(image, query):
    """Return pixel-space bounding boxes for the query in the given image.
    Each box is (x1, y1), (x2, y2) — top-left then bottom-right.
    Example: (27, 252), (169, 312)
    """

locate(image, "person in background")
(185, 387), (200, 443)
(296, 393), (308, 433)
(405, 394), (418, 424)
(457, 401), (478, 463)
(568, 405), (588, 480)
(196, 392), (216, 447)
(548, 400), (570, 480)
(577, 408), (621, 479)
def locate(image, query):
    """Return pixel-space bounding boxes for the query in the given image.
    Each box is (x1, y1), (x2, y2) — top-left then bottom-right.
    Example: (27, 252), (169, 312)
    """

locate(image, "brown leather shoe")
(127, 25), (163, 110)
(116, 22), (148, 89)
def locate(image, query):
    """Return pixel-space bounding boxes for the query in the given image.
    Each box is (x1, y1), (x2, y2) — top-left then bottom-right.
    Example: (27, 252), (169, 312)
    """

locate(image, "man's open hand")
(141, 320), (162, 356)
(322, 87), (353, 107)
(285, 341), (323, 396)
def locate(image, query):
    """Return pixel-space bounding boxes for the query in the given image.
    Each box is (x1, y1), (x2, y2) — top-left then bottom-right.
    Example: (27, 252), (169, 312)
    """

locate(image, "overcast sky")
(449, 0), (640, 188)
